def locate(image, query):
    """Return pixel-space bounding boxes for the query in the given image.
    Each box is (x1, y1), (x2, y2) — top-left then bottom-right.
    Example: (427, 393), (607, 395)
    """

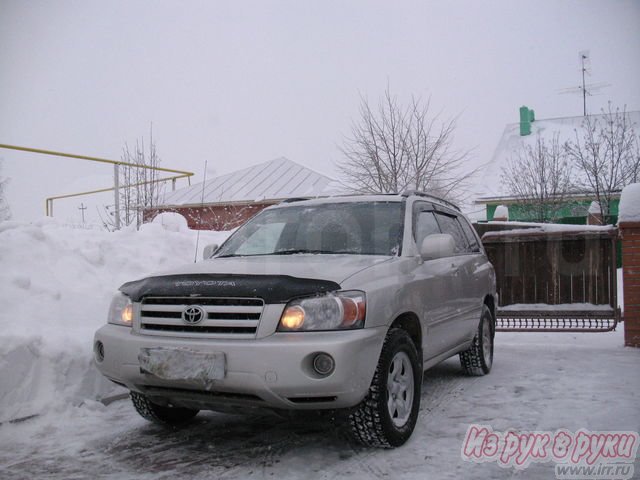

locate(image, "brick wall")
(619, 221), (640, 347)
(144, 202), (276, 231)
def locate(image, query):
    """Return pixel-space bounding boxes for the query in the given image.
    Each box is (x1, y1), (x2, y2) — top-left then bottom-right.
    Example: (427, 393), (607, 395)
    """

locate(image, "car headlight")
(278, 291), (366, 331)
(108, 292), (133, 326)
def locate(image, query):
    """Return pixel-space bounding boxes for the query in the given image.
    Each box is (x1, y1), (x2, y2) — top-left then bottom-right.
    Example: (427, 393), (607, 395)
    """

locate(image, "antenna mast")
(193, 160), (208, 263)
(580, 51), (588, 116)
(558, 50), (610, 116)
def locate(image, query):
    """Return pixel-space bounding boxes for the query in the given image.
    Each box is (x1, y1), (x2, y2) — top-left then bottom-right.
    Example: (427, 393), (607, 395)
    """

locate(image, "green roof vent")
(519, 106), (535, 136)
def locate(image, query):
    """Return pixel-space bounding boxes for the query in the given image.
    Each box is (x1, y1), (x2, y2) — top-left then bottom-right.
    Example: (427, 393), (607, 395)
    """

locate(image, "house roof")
(472, 110), (640, 201)
(160, 157), (343, 206)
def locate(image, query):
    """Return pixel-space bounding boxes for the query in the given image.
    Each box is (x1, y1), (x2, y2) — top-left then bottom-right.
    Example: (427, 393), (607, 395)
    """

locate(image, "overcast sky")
(1, 0), (639, 224)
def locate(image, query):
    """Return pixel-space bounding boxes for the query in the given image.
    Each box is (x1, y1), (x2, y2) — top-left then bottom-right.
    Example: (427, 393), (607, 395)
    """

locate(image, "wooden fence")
(481, 225), (619, 332)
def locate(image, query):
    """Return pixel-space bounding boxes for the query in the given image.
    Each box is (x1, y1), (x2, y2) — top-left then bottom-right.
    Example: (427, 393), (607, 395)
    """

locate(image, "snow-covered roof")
(618, 183), (640, 223)
(160, 157), (344, 206)
(473, 110), (640, 201)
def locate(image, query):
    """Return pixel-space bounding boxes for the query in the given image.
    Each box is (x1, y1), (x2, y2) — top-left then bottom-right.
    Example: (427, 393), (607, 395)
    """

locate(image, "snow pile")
(151, 211), (189, 232)
(500, 303), (614, 312)
(0, 218), (230, 422)
(483, 221), (615, 238)
(618, 183), (640, 223)
(587, 201), (602, 214)
(493, 205), (509, 220)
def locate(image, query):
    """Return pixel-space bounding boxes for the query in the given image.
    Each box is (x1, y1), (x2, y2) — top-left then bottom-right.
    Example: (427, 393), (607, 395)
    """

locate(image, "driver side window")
(414, 211), (441, 248)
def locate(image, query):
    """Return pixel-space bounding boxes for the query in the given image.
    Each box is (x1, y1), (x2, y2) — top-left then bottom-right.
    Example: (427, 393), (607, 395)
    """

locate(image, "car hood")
(120, 255), (393, 303)
(167, 254), (392, 284)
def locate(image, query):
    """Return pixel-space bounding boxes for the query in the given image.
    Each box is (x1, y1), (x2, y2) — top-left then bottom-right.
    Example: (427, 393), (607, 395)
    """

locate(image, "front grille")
(138, 297), (264, 338)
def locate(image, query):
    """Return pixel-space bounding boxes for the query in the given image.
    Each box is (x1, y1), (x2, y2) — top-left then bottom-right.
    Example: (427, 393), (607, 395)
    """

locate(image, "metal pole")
(114, 163), (121, 230)
(581, 54), (587, 116)
(0, 143), (194, 176)
(78, 203), (87, 224)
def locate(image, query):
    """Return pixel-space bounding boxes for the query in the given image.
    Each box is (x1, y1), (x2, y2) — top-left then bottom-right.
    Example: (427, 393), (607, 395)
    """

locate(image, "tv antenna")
(78, 202), (87, 224)
(558, 50), (610, 116)
(193, 159), (208, 263)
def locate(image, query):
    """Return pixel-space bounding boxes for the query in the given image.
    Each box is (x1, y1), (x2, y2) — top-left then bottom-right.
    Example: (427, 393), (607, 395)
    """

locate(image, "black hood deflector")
(120, 274), (341, 304)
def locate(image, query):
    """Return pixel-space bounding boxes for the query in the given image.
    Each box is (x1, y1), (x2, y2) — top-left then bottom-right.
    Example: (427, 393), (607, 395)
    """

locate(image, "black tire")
(348, 328), (421, 448)
(459, 305), (494, 376)
(130, 391), (199, 425)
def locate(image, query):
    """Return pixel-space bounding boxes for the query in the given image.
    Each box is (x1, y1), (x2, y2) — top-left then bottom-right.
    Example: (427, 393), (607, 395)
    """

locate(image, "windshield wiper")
(272, 249), (367, 255)
(215, 251), (325, 258)
(271, 249), (332, 255)
(217, 249), (368, 257)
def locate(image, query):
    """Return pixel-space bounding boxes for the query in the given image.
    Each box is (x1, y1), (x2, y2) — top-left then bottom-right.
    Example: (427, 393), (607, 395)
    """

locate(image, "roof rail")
(401, 190), (460, 211)
(280, 197), (311, 204)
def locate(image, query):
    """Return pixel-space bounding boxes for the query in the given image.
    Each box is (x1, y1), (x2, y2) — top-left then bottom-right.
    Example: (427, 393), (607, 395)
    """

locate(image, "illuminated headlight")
(278, 291), (366, 331)
(107, 292), (133, 326)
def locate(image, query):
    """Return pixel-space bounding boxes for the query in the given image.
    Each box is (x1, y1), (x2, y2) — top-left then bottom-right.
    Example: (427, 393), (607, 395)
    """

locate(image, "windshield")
(216, 201), (403, 257)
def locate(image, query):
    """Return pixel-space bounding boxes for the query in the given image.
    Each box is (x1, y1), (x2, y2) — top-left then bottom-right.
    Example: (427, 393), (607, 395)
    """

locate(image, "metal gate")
(481, 225), (619, 332)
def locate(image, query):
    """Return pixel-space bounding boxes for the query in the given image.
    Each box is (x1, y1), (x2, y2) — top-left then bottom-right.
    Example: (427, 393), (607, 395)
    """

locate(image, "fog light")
(312, 353), (335, 376)
(94, 341), (104, 363)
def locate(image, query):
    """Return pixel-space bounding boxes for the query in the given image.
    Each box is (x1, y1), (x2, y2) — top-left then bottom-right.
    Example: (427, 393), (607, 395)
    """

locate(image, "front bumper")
(93, 324), (387, 411)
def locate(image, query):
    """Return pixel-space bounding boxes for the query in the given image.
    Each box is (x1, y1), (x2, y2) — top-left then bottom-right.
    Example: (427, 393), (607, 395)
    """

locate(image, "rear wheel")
(459, 305), (494, 376)
(348, 328), (421, 448)
(130, 391), (199, 425)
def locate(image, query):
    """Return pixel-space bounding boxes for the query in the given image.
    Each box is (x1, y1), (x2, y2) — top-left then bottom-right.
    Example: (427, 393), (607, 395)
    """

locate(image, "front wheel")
(459, 305), (494, 376)
(348, 328), (421, 448)
(130, 391), (199, 425)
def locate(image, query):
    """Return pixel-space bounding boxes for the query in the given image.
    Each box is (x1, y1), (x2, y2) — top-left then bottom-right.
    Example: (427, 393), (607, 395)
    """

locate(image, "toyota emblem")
(182, 305), (206, 325)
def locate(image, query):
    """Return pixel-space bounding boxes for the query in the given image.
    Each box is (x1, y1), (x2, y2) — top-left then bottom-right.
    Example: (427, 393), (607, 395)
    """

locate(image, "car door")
(432, 209), (484, 347)
(408, 202), (465, 359)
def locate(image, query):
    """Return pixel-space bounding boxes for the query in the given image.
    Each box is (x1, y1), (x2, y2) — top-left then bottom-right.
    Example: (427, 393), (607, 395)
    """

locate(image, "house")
(473, 107), (638, 224)
(477, 191), (621, 225)
(144, 157), (343, 230)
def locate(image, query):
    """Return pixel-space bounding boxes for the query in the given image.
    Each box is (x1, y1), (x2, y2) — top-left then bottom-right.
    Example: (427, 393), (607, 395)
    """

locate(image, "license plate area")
(138, 348), (226, 386)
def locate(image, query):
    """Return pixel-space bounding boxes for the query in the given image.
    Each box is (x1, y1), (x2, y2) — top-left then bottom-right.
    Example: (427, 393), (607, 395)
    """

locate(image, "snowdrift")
(0, 218), (230, 422)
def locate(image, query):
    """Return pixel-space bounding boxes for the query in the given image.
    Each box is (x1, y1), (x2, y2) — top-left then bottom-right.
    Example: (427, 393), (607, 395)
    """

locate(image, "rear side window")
(434, 213), (470, 254)
(458, 217), (481, 252)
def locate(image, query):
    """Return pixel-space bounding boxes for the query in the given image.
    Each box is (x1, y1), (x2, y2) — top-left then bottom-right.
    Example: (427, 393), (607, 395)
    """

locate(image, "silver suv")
(94, 192), (496, 447)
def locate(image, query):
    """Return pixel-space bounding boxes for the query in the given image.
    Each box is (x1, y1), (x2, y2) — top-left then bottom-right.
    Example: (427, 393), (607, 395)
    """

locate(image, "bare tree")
(566, 104), (639, 220)
(337, 86), (474, 202)
(501, 134), (574, 222)
(0, 160), (11, 221)
(100, 125), (164, 230)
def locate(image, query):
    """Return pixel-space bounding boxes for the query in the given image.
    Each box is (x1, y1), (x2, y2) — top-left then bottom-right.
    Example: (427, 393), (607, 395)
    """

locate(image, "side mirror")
(420, 234), (455, 260)
(203, 243), (219, 260)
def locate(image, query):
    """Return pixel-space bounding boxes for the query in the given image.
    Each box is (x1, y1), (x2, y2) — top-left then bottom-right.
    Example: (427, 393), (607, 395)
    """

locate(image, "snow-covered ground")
(0, 329), (638, 479)
(1, 220), (638, 479)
